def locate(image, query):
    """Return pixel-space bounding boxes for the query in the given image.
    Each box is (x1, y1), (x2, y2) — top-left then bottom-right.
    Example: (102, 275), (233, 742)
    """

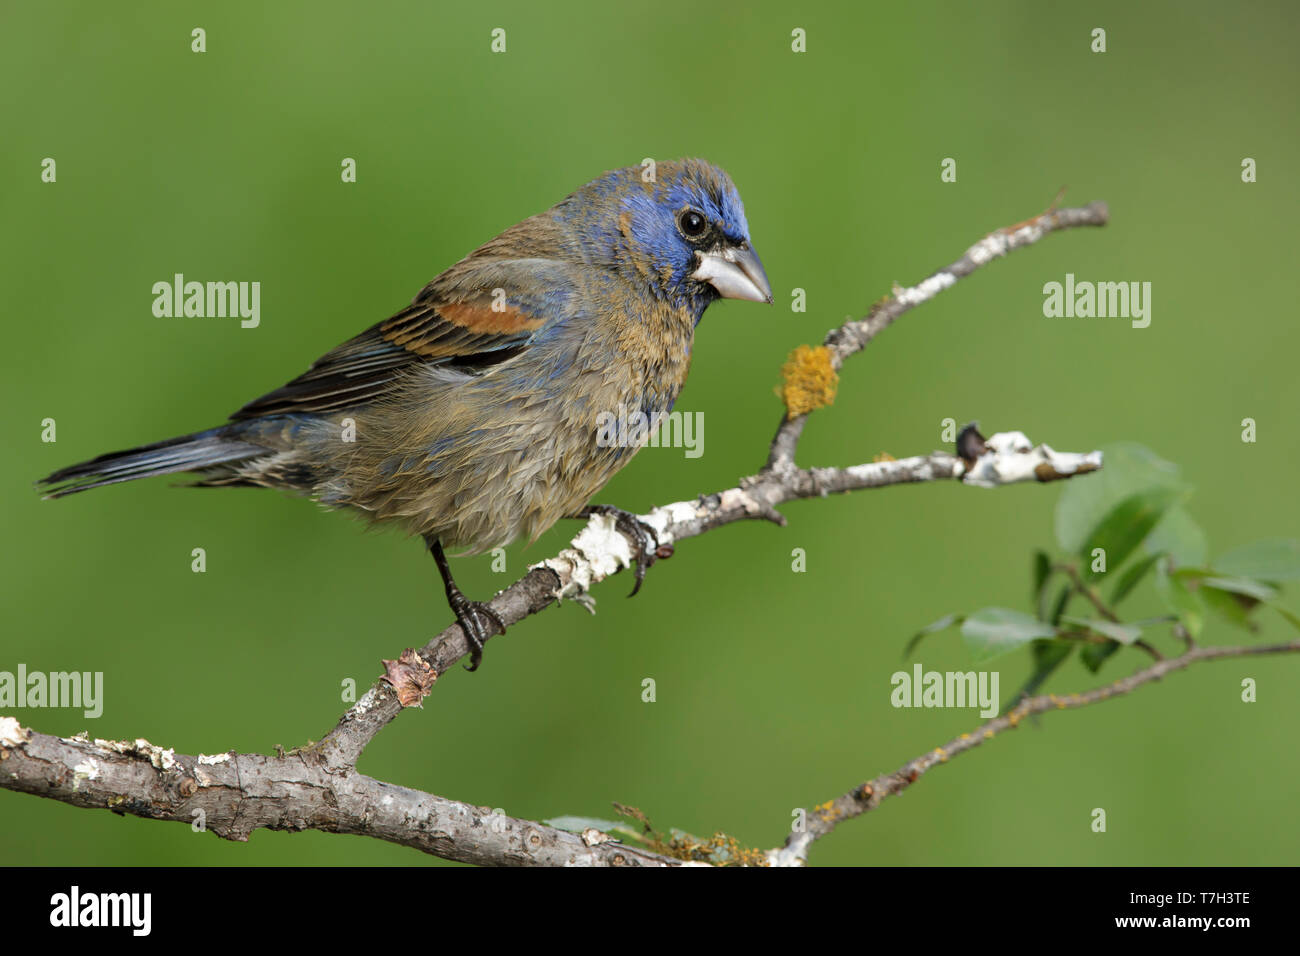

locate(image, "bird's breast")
(333, 297), (698, 550)
(609, 299), (697, 409)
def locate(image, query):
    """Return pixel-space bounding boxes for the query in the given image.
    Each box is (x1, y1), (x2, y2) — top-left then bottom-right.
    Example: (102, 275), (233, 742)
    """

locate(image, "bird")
(37, 158), (773, 670)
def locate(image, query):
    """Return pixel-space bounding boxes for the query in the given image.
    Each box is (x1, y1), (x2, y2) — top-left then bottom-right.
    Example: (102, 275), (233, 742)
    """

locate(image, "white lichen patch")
(94, 737), (179, 772)
(642, 499), (700, 543)
(893, 271), (957, 307)
(0, 717), (31, 747)
(580, 827), (614, 847)
(536, 512), (634, 599)
(348, 688), (381, 718)
(963, 432), (1103, 487)
(72, 759), (101, 789)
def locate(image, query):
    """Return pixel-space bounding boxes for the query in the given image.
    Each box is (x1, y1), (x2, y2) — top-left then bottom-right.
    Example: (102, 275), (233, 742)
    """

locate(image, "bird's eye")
(677, 209), (708, 240)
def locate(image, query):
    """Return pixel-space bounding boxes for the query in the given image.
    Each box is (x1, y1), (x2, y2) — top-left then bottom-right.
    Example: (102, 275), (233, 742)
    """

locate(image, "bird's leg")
(575, 505), (673, 597)
(425, 536), (504, 672)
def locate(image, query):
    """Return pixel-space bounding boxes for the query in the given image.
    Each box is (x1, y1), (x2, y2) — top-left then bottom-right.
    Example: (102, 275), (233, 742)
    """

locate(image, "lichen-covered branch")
(1, 201), (1123, 867)
(314, 429), (1102, 771)
(765, 200), (1109, 471)
(0, 718), (684, 867)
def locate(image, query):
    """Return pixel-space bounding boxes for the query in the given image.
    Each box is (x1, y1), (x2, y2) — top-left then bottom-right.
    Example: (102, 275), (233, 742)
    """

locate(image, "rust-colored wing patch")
(378, 299), (545, 360)
(437, 301), (546, 335)
(229, 297), (547, 420)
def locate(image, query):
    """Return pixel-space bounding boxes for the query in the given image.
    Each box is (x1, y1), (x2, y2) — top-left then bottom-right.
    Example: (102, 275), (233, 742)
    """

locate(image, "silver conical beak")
(692, 242), (773, 304)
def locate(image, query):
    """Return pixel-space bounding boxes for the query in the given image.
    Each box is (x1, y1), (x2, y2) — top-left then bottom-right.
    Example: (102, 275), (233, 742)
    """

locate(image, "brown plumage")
(39, 159), (773, 667)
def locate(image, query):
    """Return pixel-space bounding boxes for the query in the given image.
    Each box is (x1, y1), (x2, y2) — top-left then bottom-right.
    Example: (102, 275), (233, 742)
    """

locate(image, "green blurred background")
(2, 1), (1297, 866)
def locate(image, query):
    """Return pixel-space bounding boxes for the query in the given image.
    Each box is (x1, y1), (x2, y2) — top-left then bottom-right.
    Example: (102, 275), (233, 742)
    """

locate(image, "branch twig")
(1055, 562), (1163, 661)
(767, 639), (1300, 866)
(765, 201), (1109, 472)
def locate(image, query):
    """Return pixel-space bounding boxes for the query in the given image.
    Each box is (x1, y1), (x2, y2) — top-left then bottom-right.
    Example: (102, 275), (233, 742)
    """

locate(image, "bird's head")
(561, 158), (773, 316)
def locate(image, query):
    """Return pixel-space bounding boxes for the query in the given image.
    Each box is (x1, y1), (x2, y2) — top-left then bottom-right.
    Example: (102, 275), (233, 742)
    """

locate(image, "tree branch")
(3, 200), (1137, 866)
(0, 718), (684, 867)
(766, 640), (1300, 866)
(766, 200), (1109, 471)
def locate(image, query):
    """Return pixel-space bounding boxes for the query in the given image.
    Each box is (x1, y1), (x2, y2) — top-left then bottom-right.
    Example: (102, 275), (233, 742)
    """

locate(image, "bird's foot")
(578, 504), (673, 597)
(446, 588), (505, 672)
(426, 536), (504, 672)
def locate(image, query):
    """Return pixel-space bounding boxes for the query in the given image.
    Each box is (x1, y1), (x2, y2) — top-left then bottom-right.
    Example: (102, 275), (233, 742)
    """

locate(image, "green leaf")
(1200, 576), (1277, 601)
(1198, 585), (1259, 632)
(1080, 640), (1122, 673)
(1032, 550), (1052, 618)
(904, 613), (962, 658)
(1060, 615), (1143, 645)
(1032, 638), (1074, 673)
(1055, 443), (1186, 553)
(544, 816), (645, 844)
(1048, 584), (1073, 626)
(1004, 640), (1074, 711)
(1143, 505), (1208, 567)
(961, 608), (1056, 663)
(1110, 551), (1164, 606)
(1080, 487), (1183, 581)
(1156, 566), (1205, 639)
(545, 815), (624, 832)
(1188, 576), (1275, 633)
(1213, 539), (1300, 582)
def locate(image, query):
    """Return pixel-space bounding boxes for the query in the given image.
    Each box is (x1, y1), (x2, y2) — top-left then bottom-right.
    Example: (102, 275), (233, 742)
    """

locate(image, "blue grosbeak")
(38, 159), (772, 669)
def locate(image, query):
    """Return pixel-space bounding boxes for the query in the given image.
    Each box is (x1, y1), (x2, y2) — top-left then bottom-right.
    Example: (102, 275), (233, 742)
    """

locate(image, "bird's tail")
(36, 426), (268, 498)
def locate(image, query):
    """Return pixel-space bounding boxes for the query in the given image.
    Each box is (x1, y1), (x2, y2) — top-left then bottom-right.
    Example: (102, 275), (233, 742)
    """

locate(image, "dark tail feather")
(37, 427), (268, 498)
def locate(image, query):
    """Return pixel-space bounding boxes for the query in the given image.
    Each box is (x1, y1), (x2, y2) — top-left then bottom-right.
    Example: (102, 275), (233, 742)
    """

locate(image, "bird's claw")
(448, 595), (505, 672)
(427, 536), (505, 672)
(580, 504), (671, 597)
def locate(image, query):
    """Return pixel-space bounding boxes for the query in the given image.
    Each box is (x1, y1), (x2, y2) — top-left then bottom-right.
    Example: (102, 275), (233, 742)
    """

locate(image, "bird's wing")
(229, 257), (576, 420)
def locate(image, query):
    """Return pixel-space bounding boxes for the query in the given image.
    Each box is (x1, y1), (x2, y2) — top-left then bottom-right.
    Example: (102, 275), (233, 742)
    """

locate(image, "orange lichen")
(778, 345), (839, 419)
(813, 799), (838, 819)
